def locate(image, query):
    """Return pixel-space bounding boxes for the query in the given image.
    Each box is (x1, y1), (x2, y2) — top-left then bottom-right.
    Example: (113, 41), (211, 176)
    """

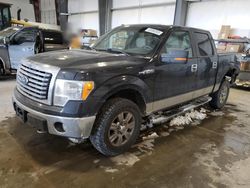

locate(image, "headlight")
(53, 79), (94, 107)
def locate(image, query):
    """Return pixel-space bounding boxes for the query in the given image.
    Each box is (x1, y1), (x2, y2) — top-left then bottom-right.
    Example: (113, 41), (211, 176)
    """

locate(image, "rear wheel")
(90, 98), (141, 156)
(209, 79), (230, 109)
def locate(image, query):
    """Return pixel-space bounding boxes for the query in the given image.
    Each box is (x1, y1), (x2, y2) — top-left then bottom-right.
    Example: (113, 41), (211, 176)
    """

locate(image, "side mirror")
(3, 37), (10, 45)
(161, 50), (189, 63)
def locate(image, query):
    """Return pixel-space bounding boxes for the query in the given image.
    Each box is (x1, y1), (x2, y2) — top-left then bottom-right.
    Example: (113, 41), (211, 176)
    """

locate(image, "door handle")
(191, 64), (198, 72)
(212, 61), (217, 69)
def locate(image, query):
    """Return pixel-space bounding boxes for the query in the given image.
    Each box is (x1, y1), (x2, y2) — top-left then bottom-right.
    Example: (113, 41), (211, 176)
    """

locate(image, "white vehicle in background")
(0, 26), (68, 76)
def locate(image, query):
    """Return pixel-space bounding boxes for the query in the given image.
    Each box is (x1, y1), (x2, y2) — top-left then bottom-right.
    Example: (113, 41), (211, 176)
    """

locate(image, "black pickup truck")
(13, 25), (240, 156)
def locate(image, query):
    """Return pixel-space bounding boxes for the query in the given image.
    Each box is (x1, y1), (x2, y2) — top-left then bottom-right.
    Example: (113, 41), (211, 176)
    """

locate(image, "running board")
(151, 96), (212, 125)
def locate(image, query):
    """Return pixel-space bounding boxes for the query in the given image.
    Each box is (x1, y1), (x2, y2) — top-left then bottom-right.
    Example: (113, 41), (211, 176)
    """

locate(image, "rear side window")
(162, 31), (193, 58)
(194, 32), (213, 56)
(42, 30), (63, 44)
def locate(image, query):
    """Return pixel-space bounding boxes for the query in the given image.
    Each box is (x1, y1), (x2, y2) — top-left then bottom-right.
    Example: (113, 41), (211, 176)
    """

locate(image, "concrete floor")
(0, 76), (250, 188)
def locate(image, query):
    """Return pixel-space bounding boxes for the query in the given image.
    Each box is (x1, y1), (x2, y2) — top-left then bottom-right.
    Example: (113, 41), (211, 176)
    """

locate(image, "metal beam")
(32, 0), (41, 22)
(98, 0), (112, 36)
(55, 0), (68, 31)
(174, 0), (188, 26)
(68, 10), (98, 16)
(111, 2), (176, 11)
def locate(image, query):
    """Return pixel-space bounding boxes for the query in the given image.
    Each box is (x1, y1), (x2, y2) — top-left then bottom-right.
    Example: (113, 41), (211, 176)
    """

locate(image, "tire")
(90, 98), (141, 156)
(209, 79), (230, 109)
(0, 63), (4, 76)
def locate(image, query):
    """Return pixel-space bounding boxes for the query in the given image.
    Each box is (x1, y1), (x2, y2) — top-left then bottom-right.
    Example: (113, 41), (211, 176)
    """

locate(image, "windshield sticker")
(145, 28), (163, 36)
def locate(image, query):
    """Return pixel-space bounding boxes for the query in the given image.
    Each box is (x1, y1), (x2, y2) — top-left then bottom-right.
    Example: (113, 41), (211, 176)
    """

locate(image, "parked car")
(0, 26), (68, 76)
(12, 24), (240, 156)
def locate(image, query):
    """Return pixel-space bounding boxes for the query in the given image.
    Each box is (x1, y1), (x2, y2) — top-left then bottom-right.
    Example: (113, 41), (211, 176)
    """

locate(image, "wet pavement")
(0, 77), (250, 188)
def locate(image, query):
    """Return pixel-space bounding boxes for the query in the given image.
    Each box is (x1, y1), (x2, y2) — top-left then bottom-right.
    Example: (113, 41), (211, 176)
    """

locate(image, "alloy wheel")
(108, 111), (135, 147)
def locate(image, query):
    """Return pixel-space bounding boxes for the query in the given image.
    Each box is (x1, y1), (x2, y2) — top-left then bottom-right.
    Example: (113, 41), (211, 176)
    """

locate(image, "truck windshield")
(93, 26), (164, 56)
(0, 27), (20, 39)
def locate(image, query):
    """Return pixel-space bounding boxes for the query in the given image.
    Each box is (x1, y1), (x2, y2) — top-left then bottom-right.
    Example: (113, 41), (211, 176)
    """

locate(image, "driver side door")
(8, 28), (37, 70)
(152, 29), (198, 112)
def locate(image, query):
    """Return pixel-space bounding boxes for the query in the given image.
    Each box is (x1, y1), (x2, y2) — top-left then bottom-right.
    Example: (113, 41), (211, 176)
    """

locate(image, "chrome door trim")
(146, 85), (214, 114)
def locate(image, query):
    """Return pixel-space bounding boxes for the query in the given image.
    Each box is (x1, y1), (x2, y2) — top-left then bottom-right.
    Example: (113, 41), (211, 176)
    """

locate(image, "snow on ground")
(170, 109), (207, 126)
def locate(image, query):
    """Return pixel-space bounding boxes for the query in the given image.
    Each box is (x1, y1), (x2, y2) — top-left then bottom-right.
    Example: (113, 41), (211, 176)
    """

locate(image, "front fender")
(94, 75), (152, 102)
(84, 75), (153, 115)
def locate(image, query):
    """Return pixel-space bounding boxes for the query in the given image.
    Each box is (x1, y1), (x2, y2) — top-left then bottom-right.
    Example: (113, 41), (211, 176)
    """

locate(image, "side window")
(162, 31), (193, 58)
(194, 32), (213, 56)
(43, 31), (63, 44)
(13, 29), (37, 44)
(2, 7), (10, 26)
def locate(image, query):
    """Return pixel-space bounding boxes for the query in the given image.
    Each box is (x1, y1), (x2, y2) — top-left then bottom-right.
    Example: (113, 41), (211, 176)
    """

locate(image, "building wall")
(112, 0), (176, 28)
(68, 0), (99, 34)
(186, 0), (250, 38)
(40, 0), (57, 25)
(1, 0), (35, 21)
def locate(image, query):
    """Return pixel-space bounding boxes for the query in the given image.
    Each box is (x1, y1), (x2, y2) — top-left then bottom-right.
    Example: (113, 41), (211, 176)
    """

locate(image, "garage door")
(68, 0), (99, 35)
(112, 0), (176, 28)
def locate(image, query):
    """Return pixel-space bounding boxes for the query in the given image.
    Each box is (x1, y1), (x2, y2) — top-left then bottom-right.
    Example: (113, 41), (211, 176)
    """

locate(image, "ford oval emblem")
(18, 74), (29, 85)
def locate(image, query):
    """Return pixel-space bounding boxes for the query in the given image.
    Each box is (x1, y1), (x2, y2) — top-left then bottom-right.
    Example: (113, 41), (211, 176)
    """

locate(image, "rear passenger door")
(193, 31), (218, 97)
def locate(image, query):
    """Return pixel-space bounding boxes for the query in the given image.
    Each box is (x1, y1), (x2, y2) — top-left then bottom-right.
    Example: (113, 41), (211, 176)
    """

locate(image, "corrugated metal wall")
(67, 0), (176, 35)
(112, 0), (176, 28)
(186, 0), (250, 38)
(40, 0), (57, 25)
(68, 0), (99, 34)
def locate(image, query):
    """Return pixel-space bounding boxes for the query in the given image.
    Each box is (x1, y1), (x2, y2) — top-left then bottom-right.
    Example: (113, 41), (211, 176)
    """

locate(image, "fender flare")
(91, 75), (153, 113)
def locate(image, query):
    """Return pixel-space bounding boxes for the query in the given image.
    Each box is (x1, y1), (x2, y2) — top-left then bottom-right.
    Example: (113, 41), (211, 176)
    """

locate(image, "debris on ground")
(160, 132), (170, 137)
(142, 132), (159, 140)
(111, 153), (140, 166)
(93, 159), (100, 164)
(209, 111), (225, 116)
(100, 166), (119, 173)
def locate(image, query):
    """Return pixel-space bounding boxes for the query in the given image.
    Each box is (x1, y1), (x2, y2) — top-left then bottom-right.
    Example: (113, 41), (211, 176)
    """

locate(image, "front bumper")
(12, 94), (96, 139)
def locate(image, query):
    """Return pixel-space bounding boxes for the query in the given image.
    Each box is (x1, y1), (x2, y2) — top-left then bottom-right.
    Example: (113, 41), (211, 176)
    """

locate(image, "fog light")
(54, 122), (65, 132)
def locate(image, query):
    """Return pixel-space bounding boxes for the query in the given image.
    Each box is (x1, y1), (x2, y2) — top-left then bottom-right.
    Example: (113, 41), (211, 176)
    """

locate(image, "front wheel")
(90, 98), (141, 156)
(209, 79), (230, 109)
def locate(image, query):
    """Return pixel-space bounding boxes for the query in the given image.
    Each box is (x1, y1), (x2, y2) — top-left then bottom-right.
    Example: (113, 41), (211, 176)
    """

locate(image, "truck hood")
(27, 49), (147, 70)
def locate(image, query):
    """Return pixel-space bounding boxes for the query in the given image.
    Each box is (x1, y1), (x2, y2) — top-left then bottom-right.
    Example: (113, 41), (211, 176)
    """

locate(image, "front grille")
(17, 64), (52, 100)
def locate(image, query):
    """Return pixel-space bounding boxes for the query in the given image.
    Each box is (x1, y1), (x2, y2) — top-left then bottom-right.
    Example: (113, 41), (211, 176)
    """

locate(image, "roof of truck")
(119, 24), (210, 33)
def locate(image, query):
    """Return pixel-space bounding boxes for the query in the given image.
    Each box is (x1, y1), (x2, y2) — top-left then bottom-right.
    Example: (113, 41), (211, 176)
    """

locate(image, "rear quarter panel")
(215, 53), (240, 89)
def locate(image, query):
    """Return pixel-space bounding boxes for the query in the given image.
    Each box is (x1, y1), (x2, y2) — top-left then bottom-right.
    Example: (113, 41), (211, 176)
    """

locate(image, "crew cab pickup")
(13, 25), (240, 156)
(0, 26), (68, 76)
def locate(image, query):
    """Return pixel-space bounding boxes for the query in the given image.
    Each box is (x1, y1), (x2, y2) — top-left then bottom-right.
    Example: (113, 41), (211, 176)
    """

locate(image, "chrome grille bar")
(17, 66), (51, 99)
(16, 59), (60, 105)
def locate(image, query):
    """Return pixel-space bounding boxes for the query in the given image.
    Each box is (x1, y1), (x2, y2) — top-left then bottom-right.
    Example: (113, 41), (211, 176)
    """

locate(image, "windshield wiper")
(107, 48), (129, 56)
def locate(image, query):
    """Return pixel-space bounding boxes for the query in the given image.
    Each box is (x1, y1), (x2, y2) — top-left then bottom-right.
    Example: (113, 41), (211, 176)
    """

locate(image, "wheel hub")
(108, 111), (135, 147)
